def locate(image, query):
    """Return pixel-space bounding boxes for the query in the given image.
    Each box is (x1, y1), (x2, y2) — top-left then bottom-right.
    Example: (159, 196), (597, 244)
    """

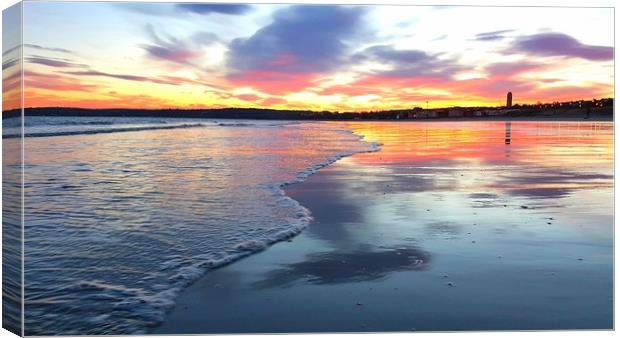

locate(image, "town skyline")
(4, 3), (614, 111)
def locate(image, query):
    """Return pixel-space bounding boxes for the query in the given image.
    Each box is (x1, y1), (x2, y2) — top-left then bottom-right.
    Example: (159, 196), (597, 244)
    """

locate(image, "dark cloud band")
(511, 32), (612, 61)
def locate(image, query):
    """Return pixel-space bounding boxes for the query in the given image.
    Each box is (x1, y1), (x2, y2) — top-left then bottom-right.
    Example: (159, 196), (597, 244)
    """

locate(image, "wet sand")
(155, 121), (613, 333)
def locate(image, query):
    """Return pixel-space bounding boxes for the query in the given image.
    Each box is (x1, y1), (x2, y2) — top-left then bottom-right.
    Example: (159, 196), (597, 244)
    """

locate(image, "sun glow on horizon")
(2, 3), (614, 112)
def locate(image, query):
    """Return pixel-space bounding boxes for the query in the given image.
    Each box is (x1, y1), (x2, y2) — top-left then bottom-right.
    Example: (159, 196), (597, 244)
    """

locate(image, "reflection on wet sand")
(157, 121), (613, 333)
(342, 121), (613, 211)
(505, 121), (512, 145)
(254, 245), (431, 288)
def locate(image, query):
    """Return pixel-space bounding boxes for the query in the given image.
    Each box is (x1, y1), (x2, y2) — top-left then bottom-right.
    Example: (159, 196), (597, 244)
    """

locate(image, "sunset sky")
(6, 2), (615, 111)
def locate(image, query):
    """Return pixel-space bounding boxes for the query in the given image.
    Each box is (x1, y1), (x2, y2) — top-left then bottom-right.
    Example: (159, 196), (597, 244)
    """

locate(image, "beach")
(155, 121), (613, 333)
(19, 118), (380, 335)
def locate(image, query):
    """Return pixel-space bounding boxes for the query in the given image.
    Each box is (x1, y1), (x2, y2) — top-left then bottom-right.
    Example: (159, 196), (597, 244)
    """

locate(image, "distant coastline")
(2, 98), (614, 122)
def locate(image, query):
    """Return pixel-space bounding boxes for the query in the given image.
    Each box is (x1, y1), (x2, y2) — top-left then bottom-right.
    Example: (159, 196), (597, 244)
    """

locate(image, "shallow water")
(21, 118), (375, 335)
(3, 116), (210, 138)
(299, 121), (615, 330)
(157, 120), (613, 333)
(19, 119), (614, 334)
(3, 117), (23, 336)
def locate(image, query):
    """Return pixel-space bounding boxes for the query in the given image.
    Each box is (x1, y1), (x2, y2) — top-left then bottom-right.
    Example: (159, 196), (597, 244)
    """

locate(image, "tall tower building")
(506, 92), (513, 108)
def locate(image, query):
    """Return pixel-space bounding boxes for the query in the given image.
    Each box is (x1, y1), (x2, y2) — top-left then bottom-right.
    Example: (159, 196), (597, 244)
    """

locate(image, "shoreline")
(152, 128), (381, 334)
(3, 105), (614, 123)
(154, 120), (612, 333)
(3, 115), (614, 122)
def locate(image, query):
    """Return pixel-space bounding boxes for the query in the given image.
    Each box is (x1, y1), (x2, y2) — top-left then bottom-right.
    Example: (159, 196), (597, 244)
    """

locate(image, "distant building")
(506, 92), (513, 108)
(449, 109), (463, 118)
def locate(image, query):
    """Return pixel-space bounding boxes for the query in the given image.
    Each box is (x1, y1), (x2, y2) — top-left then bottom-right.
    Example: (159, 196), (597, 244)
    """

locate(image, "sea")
(3, 116), (377, 335)
(1, 116), (613, 334)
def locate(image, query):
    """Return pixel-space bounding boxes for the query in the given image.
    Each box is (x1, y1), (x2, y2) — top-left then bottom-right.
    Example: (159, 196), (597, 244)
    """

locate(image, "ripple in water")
(22, 118), (377, 335)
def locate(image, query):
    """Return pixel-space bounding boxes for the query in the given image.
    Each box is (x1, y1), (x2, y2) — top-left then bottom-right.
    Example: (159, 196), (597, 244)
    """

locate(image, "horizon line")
(4, 96), (614, 114)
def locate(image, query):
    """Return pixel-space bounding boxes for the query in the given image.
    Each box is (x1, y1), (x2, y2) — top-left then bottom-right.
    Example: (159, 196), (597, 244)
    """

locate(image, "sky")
(5, 2), (615, 111)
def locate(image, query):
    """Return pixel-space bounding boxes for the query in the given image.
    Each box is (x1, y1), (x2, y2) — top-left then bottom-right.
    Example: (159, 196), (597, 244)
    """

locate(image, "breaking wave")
(22, 118), (379, 335)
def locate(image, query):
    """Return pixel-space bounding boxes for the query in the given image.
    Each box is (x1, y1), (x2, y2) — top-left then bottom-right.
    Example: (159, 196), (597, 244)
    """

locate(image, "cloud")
(64, 70), (187, 86)
(224, 5), (369, 95)
(24, 44), (73, 54)
(355, 45), (431, 64)
(353, 44), (464, 78)
(226, 71), (319, 95)
(63, 69), (221, 88)
(3, 69), (23, 106)
(25, 70), (100, 92)
(141, 25), (200, 64)
(2, 45), (20, 57)
(510, 32), (613, 61)
(235, 93), (262, 102)
(441, 61), (542, 99)
(318, 84), (384, 97)
(66, 70), (152, 82)
(484, 62), (545, 77)
(441, 59), (612, 104)
(227, 5), (368, 76)
(158, 75), (224, 89)
(525, 83), (612, 102)
(2, 58), (19, 70)
(3, 69), (21, 85)
(142, 45), (197, 63)
(191, 32), (220, 45)
(25, 85), (179, 109)
(474, 29), (514, 41)
(3, 44), (73, 57)
(176, 4), (251, 15)
(141, 25), (221, 65)
(26, 56), (86, 68)
(306, 45), (465, 105)
(258, 97), (287, 106)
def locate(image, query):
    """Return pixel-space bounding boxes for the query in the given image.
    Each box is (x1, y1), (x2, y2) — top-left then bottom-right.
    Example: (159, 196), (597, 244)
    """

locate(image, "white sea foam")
(23, 118), (380, 335)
